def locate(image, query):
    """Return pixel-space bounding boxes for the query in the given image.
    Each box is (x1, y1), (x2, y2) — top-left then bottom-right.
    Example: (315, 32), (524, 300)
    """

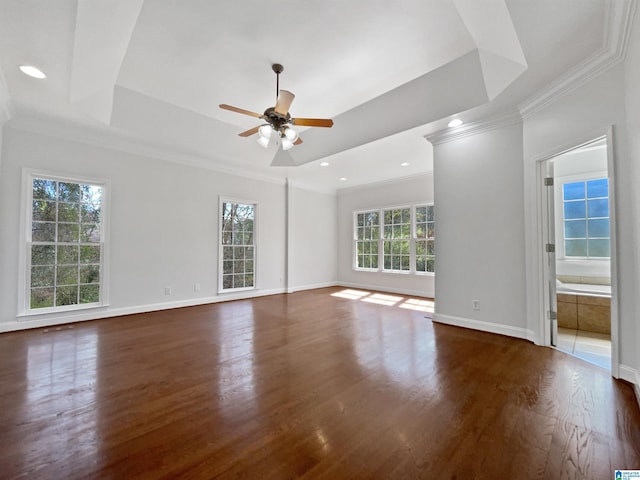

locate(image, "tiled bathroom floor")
(556, 327), (611, 370)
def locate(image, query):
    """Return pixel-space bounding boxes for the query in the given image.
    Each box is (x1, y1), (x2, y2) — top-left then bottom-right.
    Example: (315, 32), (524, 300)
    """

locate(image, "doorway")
(542, 136), (616, 370)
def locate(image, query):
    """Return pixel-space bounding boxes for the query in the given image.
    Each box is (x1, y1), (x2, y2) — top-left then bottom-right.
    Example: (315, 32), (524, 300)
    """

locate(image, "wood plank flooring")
(0, 287), (638, 479)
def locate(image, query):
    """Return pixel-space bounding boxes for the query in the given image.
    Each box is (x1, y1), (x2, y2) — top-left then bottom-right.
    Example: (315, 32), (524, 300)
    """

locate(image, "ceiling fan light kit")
(220, 63), (334, 151)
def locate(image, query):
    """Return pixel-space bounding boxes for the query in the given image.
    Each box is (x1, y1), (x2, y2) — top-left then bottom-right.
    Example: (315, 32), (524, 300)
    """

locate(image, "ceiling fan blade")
(294, 137), (303, 145)
(238, 125), (260, 137)
(292, 117), (334, 128)
(219, 104), (263, 118)
(274, 90), (295, 115)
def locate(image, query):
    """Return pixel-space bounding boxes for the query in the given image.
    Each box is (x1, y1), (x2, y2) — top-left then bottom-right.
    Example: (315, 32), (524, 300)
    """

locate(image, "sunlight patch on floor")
(361, 293), (404, 306)
(331, 289), (434, 312)
(331, 289), (371, 300)
(399, 298), (435, 313)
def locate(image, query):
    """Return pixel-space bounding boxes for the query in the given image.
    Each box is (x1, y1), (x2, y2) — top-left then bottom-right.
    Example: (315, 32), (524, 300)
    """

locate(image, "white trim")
(433, 313), (533, 341)
(286, 282), (337, 294)
(218, 197), (257, 293)
(518, 0), (636, 119)
(285, 180), (293, 291)
(286, 178), (337, 196)
(337, 172), (433, 195)
(7, 115), (287, 187)
(618, 365), (640, 410)
(1, 288), (287, 333)
(424, 110), (522, 145)
(352, 202), (434, 275)
(337, 281), (434, 299)
(554, 171), (611, 263)
(636, 371), (640, 411)
(18, 169), (110, 315)
(525, 129), (620, 377)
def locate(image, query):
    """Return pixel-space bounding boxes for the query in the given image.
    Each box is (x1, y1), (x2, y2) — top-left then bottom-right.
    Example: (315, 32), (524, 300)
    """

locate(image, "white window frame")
(414, 204), (435, 275)
(353, 210), (380, 271)
(352, 202), (433, 276)
(218, 196), (258, 293)
(19, 169), (110, 316)
(382, 205), (412, 274)
(554, 172), (610, 263)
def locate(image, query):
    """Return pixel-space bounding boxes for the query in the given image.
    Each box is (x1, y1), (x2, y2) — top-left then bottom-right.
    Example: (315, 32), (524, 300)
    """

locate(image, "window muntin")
(383, 208), (411, 272)
(562, 178), (609, 258)
(353, 203), (434, 274)
(28, 176), (104, 311)
(415, 205), (435, 273)
(355, 211), (379, 270)
(220, 201), (256, 291)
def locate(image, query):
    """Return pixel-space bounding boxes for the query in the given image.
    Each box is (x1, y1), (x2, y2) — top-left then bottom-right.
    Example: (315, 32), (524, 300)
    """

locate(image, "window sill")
(353, 268), (434, 277)
(18, 302), (109, 319)
(218, 286), (257, 295)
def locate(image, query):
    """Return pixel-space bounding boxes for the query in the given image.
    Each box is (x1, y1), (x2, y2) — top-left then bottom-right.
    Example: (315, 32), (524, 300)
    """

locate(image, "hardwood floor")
(0, 287), (638, 479)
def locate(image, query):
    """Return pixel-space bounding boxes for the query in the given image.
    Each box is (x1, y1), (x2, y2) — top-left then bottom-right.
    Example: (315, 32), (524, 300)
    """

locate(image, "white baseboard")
(336, 281), (434, 299)
(618, 364), (640, 410)
(1, 288), (286, 333)
(286, 282), (337, 294)
(432, 313), (531, 341)
(637, 372), (640, 411)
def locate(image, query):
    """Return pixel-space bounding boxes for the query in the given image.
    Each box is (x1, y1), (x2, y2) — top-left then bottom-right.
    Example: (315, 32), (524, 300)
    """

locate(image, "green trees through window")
(29, 177), (103, 310)
(354, 204), (435, 274)
(221, 201), (255, 290)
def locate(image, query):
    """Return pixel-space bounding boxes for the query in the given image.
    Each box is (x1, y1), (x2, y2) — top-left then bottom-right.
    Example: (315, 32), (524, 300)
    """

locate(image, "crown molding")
(286, 179), (337, 196)
(424, 110), (522, 145)
(336, 171), (433, 195)
(518, 0), (636, 119)
(7, 114), (287, 187)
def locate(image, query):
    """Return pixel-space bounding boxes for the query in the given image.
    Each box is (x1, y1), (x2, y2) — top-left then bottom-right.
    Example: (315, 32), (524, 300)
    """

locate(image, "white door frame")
(527, 127), (619, 377)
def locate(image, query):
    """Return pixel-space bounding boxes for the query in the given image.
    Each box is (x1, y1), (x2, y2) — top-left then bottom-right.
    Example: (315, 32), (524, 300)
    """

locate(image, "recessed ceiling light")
(320, 162), (330, 167)
(19, 65), (46, 79)
(448, 118), (463, 128)
(400, 162), (410, 167)
(339, 177), (347, 181)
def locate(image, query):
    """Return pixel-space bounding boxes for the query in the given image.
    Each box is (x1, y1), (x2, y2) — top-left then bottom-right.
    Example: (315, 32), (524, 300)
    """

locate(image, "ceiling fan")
(219, 63), (334, 151)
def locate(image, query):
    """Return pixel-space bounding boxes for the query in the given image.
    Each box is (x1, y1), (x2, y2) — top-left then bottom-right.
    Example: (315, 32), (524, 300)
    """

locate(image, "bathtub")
(556, 281), (611, 297)
(556, 280), (611, 333)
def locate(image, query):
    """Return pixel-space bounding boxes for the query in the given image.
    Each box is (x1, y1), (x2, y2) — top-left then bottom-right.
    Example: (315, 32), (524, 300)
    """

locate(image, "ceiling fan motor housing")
(263, 107), (291, 133)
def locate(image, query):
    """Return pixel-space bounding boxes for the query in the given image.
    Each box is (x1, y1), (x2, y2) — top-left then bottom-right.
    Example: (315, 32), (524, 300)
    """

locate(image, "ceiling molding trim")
(336, 172), (433, 195)
(7, 115), (286, 187)
(518, 0), (636, 120)
(425, 110), (522, 145)
(286, 179), (337, 196)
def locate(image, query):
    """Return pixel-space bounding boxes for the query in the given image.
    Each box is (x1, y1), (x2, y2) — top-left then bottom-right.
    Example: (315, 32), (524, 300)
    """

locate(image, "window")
(355, 211), (379, 270)
(562, 178), (609, 258)
(353, 203), (434, 274)
(383, 208), (411, 272)
(415, 205), (435, 273)
(220, 200), (256, 291)
(26, 174), (106, 312)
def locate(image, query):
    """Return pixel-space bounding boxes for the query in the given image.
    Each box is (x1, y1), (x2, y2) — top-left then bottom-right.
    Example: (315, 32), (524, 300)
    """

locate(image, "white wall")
(623, 4), (640, 393)
(432, 122), (529, 339)
(0, 125), (303, 331)
(287, 185), (337, 291)
(337, 174), (435, 297)
(523, 63), (637, 380)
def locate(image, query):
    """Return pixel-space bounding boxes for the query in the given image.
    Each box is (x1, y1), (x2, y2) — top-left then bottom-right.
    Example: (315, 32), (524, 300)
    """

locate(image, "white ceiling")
(0, 0), (611, 191)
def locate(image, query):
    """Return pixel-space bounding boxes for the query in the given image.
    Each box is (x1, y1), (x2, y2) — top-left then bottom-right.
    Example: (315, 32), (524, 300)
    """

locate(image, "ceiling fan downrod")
(272, 63), (284, 101)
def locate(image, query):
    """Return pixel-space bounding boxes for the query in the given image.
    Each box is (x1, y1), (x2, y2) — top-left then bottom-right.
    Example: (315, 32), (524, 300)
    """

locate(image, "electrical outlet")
(165, 287), (172, 296)
(194, 283), (201, 292)
(472, 300), (480, 310)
